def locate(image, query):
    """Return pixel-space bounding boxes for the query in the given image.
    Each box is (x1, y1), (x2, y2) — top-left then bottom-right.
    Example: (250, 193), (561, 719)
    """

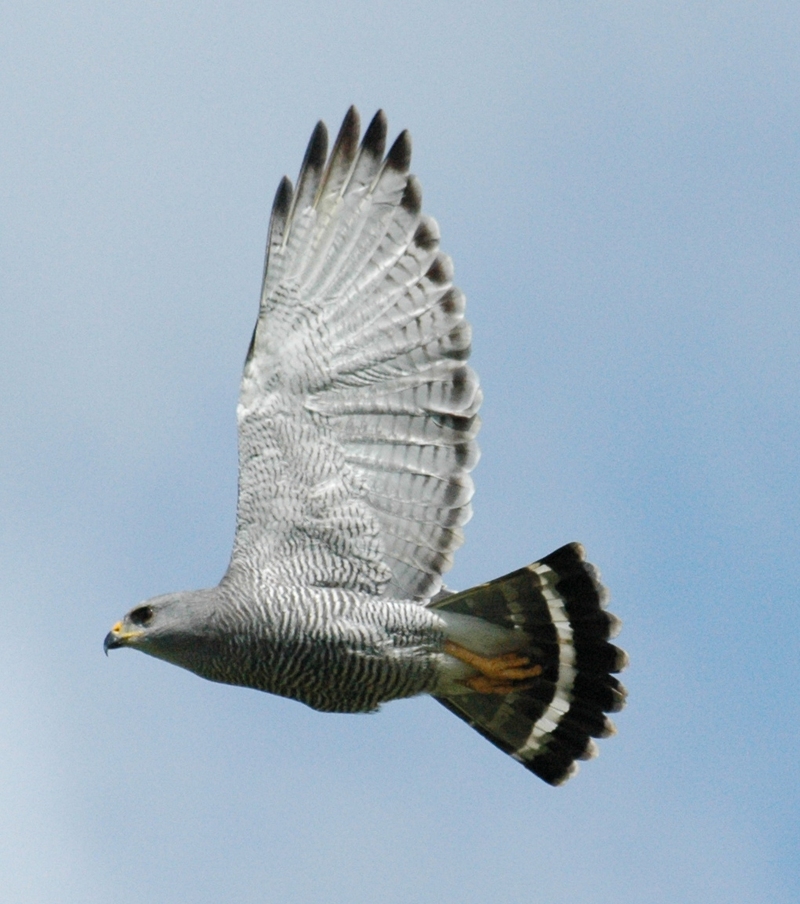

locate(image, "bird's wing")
(229, 108), (481, 599)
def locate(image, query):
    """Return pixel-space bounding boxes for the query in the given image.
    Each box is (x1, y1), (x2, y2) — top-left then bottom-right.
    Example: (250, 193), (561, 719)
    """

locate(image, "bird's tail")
(430, 543), (628, 785)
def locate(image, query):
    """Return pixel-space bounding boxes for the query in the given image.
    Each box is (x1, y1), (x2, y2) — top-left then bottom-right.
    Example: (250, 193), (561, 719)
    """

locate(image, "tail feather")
(431, 542), (627, 786)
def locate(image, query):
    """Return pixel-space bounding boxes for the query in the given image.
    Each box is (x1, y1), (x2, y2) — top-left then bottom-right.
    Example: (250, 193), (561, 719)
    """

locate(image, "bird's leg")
(443, 640), (542, 694)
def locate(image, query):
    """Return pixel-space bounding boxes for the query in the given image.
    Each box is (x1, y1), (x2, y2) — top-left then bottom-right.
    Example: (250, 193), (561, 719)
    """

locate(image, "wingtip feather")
(273, 175), (293, 220)
(304, 120), (329, 176)
(385, 128), (412, 173)
(289, 120), (328, 219)
(401, 174), (423, 214)
(362, 109), (388, 160)
(262, 175), (294, 283)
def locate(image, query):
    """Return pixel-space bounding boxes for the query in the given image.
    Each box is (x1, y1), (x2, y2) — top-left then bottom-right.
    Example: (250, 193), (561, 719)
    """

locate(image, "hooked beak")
(104, 621), (142, 655)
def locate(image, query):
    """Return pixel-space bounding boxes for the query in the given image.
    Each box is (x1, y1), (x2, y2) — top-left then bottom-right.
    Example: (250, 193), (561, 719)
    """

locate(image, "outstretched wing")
(228, 108), (481, 600)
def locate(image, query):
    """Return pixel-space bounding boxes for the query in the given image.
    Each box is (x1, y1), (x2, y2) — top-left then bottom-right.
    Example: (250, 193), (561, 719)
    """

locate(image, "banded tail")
(431, 543), (628, 785)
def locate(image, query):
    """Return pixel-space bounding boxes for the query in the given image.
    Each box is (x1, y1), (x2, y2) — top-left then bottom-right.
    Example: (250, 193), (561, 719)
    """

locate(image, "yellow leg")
(444, 640), (542, 694)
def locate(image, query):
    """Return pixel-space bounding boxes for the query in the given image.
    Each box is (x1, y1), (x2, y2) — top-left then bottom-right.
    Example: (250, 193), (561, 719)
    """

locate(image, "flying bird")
(105, 107), (627, 785)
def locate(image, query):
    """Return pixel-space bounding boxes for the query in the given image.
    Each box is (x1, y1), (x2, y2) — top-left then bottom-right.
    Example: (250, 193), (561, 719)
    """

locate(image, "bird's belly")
(199, 591), (446, 713)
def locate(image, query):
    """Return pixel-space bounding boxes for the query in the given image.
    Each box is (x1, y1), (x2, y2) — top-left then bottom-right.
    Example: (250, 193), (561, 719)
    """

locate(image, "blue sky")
(2, 3), (798, 902)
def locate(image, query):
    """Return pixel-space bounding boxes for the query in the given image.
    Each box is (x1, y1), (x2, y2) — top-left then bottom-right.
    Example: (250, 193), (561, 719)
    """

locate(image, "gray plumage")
(106, 108), (627, 785)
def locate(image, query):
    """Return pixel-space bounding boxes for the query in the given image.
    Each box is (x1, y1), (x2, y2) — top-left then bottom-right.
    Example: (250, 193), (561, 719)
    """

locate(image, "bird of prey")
(105, 107), (627, 785)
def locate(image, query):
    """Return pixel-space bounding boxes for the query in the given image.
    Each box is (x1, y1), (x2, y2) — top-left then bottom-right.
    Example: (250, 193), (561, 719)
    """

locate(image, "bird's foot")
(444, 641), (542, 695)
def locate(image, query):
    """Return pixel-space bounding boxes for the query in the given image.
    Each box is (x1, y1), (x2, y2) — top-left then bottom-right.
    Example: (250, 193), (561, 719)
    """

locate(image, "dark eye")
(129, 605), (154, 626)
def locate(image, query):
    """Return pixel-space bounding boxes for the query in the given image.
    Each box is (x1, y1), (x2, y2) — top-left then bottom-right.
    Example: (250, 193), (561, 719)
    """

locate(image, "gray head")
(104, 589), (221, 672)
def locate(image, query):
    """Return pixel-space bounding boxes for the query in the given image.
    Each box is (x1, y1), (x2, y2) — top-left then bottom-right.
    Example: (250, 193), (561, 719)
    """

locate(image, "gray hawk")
(105, 108), (627, 785)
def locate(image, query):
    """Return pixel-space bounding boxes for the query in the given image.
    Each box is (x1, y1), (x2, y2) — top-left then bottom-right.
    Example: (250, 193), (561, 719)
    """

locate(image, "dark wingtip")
(401, 174), (422, 214)
(362, 109), (388, 159)
(385, 128), (412, 172)
(264, 175), (293, 266)
(338, 105), (361, 156)
(413, 217), (440, 252)
(303, 120), (329, 177)
(426, 254), (453, 286)
(272, 175), (293, 219)
(287, 120), (328, 224)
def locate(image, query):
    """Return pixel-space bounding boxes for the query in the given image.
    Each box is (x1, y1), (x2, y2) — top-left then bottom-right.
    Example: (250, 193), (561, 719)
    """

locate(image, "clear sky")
(2, 3), (798, 902)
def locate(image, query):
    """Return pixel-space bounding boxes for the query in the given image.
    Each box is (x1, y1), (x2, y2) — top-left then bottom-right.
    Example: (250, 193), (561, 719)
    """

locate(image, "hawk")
(105, 108), (627, 785)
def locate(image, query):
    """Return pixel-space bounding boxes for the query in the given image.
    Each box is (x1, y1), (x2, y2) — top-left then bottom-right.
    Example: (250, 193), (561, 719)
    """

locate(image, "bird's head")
(104, 590), (219, 668)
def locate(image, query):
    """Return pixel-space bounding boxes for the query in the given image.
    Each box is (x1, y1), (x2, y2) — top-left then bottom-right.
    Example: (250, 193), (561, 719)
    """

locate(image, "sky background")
(2, 3), (799, 902)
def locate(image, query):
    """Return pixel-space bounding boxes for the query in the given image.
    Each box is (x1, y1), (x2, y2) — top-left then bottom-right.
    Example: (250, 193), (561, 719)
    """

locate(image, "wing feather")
(232, 109), (481, 599)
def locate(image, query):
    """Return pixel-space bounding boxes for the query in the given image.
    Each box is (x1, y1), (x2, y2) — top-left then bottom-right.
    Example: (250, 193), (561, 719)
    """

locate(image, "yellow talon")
(444, 640), (542, 694)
